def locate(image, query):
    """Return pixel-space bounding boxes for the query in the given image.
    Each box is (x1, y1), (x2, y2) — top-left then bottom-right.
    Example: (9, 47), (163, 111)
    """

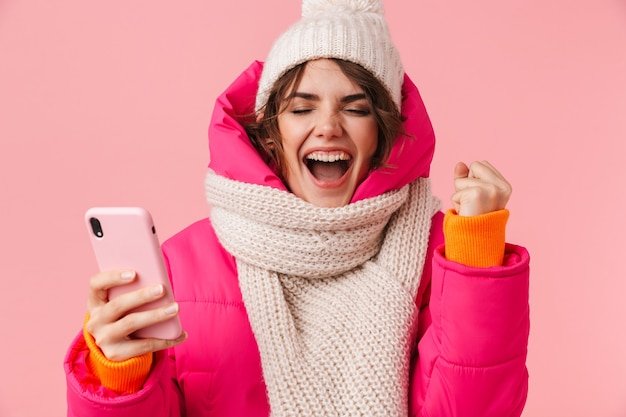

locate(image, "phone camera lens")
(90, 217), (104, 238)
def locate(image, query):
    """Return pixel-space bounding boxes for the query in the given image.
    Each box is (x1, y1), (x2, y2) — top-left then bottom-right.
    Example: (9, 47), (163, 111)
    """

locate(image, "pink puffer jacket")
(65, 61), (530, 417)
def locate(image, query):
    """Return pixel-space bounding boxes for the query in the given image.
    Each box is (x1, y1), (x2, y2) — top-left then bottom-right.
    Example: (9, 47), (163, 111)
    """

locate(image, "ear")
(256, 111), (264, 122)
(264, 138), (276, 150)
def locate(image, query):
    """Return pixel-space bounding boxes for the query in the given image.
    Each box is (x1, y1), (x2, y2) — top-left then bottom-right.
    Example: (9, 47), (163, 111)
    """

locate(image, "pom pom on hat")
(255, 0), (404, 112)
(302, 0), (384, 16)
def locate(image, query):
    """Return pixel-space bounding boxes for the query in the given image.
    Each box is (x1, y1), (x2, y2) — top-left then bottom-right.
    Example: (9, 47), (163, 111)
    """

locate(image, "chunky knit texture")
(205, 170), (440, 417)
(255, 0), (404, 112)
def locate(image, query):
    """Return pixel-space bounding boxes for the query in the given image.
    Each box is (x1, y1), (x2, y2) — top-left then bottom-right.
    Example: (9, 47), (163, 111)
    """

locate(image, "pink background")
(1, 0), (625, 416)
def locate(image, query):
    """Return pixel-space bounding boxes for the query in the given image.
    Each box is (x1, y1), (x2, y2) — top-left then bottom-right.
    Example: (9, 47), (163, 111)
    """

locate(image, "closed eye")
(345, 108), (371, 116)
(342, 94), (371, 116)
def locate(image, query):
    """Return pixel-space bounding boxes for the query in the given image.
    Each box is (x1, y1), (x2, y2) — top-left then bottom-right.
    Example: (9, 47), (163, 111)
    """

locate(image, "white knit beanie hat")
(255, 0), (404, 112)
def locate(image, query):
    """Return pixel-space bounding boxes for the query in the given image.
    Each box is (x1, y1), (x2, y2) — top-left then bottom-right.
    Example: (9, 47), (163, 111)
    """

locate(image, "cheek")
(358, 122), (379, 158)
(278, 132), (299, 162)
(275, 121), (302, 176)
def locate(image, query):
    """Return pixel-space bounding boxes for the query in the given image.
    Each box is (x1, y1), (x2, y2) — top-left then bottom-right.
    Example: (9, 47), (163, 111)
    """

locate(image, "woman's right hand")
(85, 270), (187, 362)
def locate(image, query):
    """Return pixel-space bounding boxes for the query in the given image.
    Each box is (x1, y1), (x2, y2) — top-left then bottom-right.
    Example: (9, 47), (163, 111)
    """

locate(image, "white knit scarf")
(205, 170), (440, 417)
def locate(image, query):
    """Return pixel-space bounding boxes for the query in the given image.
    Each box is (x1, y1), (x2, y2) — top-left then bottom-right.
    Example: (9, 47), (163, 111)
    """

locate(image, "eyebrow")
(288, 92), (368, 103)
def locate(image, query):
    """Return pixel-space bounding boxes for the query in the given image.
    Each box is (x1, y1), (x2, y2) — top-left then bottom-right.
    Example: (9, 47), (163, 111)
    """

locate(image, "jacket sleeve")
(64, 333), (184, 417)
(409, 243), (530, 417)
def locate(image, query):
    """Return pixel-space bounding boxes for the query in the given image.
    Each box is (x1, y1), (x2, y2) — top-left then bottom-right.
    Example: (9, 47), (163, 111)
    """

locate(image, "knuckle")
(88, 275), (102, 292)
(103, 346), (124, 362)
(485, 183), (498, 197)
(468, 187), (482, 199)
(89, 270), (113, 290)
(138, 338), (158, 353)
(165, 339), (179, 349)
(85, 318), (97, 335)
(97, 332), (114, 348)
(158, 308), (169, 321)
(143, 287), (156, 301)
(119, 314), (140, 335)
(105, 299), (127, 319)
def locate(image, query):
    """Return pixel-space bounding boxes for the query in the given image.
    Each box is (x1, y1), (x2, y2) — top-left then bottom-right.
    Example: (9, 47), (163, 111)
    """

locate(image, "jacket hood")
(207, 61), (435, 202)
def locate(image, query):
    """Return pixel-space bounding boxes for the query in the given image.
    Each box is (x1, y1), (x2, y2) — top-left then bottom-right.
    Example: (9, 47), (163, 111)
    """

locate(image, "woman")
(65, 1), (530, 416)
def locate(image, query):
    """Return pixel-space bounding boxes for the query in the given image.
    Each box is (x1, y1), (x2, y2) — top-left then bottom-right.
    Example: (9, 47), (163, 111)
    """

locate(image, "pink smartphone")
(85, 206), (182, 340)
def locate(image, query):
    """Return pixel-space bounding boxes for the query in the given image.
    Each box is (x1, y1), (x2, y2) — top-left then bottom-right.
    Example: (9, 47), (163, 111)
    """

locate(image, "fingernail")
(165, 303), (178, 315)
(121, 271), (134, 280)
(151, 285), (164, 296)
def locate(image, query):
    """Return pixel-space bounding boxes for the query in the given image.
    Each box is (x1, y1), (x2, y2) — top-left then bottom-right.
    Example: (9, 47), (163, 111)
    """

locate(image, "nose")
(314, 109), (342, 139)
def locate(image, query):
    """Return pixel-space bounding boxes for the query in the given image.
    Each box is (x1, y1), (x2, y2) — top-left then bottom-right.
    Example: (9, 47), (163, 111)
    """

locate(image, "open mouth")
(305, 151), (352, 182)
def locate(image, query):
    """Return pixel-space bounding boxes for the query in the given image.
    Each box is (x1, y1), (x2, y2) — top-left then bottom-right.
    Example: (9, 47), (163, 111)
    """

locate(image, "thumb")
(454, 162), (469, 180)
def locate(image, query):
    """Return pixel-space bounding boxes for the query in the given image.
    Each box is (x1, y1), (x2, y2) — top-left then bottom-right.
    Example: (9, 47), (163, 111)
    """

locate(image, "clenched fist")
(451, 160), (512, 217)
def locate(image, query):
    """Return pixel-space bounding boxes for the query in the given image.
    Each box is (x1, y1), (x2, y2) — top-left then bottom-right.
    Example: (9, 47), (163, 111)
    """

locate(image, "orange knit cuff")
(83, 314), (153, 394)
(443, 208), (509, 268)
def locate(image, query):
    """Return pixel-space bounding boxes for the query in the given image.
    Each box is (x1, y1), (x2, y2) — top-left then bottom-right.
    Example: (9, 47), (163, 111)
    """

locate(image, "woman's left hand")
(451, 160), (512, 216)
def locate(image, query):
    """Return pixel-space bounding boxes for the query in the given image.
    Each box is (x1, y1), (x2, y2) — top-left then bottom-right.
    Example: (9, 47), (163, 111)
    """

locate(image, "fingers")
(88, 270), (136, 310)
(452, 160), (512, 216)
(86, 269), (186, 361)
(89, 304), (186, 361)
(97, 283), (167, 323)
(467, 160), (509, 185)
(100, 330), (188, 362)
(107, 299), (178, 338)
(454, 161), (470, 180)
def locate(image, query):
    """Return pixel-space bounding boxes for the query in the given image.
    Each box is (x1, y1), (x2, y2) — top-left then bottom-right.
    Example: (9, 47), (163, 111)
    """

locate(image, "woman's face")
(277, 59), (378, 208)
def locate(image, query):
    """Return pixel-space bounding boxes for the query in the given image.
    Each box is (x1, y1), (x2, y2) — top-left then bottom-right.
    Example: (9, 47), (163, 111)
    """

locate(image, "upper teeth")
(306, 151), (351, 163)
